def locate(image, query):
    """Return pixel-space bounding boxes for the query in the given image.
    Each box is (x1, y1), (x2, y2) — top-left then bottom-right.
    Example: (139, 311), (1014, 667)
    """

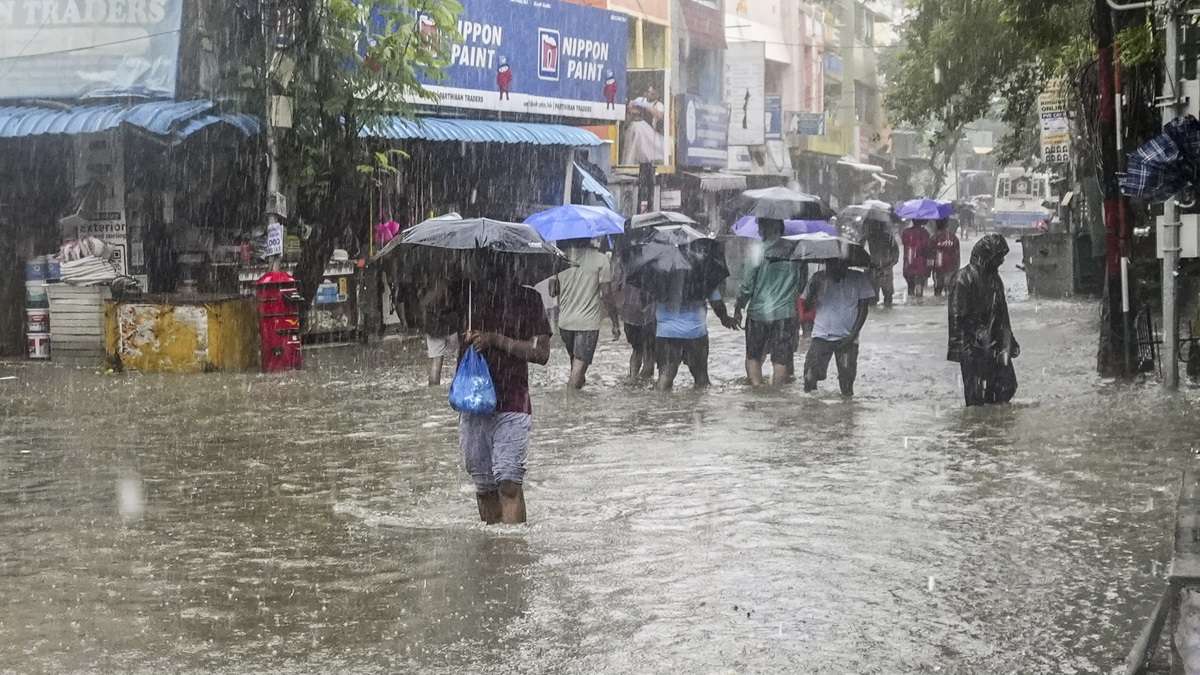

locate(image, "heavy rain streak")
(2, 0), (1199, 673)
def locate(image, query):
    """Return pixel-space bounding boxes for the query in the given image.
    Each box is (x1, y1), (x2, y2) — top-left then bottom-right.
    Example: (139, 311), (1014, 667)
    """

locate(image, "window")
(855, 5), (874, 46)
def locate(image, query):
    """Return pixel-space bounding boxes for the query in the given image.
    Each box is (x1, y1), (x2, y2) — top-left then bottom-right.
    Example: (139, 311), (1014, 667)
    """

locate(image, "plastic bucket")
(27, 333), (50, 360)
(24, 282), (48, 308)
(24, 256), (47, 281)
(26, 308), (49, 334)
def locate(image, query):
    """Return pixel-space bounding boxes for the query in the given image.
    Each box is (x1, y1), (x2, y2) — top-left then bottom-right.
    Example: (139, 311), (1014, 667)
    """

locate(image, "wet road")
(1, 240), (1196, 672)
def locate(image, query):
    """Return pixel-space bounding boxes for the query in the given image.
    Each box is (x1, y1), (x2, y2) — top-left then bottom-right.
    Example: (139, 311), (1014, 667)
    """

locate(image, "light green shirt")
(557, 247), (612, 331)
(739, 256), (805, 322)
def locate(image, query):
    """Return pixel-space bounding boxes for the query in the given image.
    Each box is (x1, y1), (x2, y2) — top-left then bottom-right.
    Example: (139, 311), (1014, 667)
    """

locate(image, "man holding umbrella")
(555, 238), (620, 389)
(392, 217), (565, 525)
(801, 257), (875, 397)
(734, 218), (806, 387)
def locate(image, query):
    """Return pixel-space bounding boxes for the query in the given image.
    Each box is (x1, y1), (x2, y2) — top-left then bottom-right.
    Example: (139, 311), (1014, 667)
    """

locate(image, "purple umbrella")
(896, 198), (954, 220)
(732, 216), (836, 239)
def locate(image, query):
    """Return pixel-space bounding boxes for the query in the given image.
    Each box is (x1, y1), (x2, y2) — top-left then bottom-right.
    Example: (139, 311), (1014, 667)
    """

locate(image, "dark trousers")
(960, 355), (1018, 406)
(637, 162), (656, 212)
(803, 338), (859, 396)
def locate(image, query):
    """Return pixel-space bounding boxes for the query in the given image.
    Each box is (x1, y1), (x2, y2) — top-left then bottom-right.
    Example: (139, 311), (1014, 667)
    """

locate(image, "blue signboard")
(823, 53), (844, 79)
(764, 95), (783, 140)
(677, 95), (729, 169)
(0, 0), (183, 100)
(790, 112), (826, 136)
(411, 0), (629, 121)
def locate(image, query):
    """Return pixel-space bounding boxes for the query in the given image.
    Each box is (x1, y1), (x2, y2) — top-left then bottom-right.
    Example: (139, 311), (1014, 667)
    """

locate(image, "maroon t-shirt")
(460, 286), (551, 414)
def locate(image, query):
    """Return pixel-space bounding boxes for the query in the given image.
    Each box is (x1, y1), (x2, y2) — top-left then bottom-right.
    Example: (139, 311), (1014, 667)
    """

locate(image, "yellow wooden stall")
(104, 295), (259, 373)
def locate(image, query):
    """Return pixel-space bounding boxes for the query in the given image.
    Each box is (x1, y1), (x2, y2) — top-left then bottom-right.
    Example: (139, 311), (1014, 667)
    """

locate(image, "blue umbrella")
(524, 204), (625, 242)
(896, 198), (954, 220)
(732, 216), (836, 239)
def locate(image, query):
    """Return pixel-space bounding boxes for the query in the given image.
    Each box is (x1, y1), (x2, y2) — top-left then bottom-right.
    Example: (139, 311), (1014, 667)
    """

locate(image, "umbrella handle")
(468, 282), (473, 333)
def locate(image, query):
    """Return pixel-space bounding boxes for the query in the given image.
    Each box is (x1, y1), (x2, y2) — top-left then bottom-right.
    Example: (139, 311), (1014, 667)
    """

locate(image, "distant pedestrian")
(901, 220), (932, 299)
(611, 247), (657, 380)
(930, 220), (961, 297)
(555, 239), (619, 389)
(420, 279), (462, 386)
(655, 291), (738, 391)
(947, 234), (1019, 406)
(734, 219), (806, 387)
(863, 221), (899, 307)
(459, 277), (552, 525)
(801, 259), (875, 396)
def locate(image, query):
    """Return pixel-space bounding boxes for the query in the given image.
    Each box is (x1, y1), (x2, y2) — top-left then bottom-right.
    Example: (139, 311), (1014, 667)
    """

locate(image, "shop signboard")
(765, 95), (783, 140)
(407, 0), (629, 121)
(0, 0), (183, 99)
(724, 41), (766, 147)
(789, 112), (826, 136)
(620, 69), (671, 167)
(676, 94), (729, 169)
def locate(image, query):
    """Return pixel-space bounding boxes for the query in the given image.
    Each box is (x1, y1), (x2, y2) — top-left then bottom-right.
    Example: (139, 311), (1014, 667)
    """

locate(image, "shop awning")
(684, 171), (747, 192)
(683, 0), (726, 50)
(725, 15), (790, 64)
(574, 162), (617, 210)
(365, 116), (604, 146)
(0, 100), (260, 139)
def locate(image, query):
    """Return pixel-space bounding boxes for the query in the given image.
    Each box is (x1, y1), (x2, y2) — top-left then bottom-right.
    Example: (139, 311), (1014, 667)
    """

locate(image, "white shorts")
(425, 333), (459, 359)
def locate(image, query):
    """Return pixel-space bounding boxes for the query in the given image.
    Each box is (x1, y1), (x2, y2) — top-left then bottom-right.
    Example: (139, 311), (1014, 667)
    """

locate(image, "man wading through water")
(734, 218), (806, 387)
(459, 273), (551, 525)
(801, 258), (875, 396)
(947, 234), (1019, 406)
(554, 238), (620, 389)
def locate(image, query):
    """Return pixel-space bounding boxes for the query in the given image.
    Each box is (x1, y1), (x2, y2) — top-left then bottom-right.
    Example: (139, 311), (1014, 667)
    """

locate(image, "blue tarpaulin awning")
(0, 100), (261, 140)
(574, 162), (616, 210)
(364, 116), (603, 146)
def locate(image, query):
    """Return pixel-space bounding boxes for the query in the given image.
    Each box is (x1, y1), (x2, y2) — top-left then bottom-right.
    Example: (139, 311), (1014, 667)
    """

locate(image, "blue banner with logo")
(0, 0), (183, 100)
(765, 95), (782, 140)
(677, 95), (729, 169)
(411, 0), (629, 121)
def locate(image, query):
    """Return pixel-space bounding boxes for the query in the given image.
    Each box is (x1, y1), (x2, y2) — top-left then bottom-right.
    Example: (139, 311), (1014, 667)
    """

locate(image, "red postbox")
(255, 271), (304, 372)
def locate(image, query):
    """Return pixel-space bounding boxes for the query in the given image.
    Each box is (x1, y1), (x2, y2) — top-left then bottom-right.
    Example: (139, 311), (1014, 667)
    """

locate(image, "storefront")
(0, 101), (262, 360)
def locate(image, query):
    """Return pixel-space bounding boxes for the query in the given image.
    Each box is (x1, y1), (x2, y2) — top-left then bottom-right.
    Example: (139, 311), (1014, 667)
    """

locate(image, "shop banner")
(724, 41), (765, 146)
(676, 94), (729, 169)
(789, 111), (825, 136)
(1039, 80), (1069, 164)
(410, 0), (629, 121)
(620, 69), (670, 166)
(765, 95), (782, 140)
(0, 0), (183, 100)
(73, 132), (128, 275)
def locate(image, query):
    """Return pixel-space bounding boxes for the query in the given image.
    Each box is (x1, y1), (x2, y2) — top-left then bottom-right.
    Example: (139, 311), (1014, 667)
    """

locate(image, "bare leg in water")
(476, 491), (501, 524)
(498, 481), (526, 524)
(428, 356), (445, 386)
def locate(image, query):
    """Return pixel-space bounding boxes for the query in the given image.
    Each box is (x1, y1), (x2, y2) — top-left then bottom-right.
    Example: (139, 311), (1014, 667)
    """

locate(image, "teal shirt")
(739, 257), (805, 322)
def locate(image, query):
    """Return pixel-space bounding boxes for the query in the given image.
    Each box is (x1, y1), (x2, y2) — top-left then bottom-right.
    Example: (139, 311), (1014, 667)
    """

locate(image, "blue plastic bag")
(449, 346), (497, 415)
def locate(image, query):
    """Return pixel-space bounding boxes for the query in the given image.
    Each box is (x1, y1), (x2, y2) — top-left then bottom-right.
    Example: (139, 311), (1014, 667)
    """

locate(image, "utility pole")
(1096, 0), (1127, 377)
(1162, 2), (1182, 389)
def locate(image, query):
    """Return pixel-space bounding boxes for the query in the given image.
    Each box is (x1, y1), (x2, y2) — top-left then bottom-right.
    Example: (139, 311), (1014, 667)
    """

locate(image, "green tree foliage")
(885, 0), (1092, 188)
(273, 0), (461, 301)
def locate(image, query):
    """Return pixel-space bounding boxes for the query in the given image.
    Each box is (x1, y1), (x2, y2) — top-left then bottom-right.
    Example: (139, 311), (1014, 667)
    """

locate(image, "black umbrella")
(741, 186), (836, 220)
(630, 210), (699, 230)
(772, 232), (873, 268)
(623, 224), (729, 305)
(838, 202), (895, 240)
(387, 216), (571, 287)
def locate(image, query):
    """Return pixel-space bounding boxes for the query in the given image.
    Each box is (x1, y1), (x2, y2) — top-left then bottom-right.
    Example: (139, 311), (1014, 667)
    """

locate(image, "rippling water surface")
(1, 243), (1196, 672)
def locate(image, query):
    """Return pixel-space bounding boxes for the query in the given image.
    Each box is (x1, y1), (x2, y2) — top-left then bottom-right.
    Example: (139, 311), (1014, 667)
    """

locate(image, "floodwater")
(1, 240), (1196, 673)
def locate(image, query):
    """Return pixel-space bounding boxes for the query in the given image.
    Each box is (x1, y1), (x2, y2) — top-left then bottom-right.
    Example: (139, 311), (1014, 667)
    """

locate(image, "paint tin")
(27, 333), (50, 360)
(25, 308), (49, 334)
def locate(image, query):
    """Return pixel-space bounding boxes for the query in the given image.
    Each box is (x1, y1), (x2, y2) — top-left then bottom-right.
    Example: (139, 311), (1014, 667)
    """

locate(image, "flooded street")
(1, 242), (1195, 673)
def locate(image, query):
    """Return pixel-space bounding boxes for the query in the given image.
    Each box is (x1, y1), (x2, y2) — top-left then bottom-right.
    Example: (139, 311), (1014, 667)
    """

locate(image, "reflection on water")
(0, 250), (1194, 672)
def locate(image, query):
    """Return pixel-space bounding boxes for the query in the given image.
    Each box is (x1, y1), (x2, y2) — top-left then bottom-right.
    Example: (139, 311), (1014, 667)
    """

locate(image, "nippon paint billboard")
(0, 0), (183, 100)
(412, 0), (630, 121)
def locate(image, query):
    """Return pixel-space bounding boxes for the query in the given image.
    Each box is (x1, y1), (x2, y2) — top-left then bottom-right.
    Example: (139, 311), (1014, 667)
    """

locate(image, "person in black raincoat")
(947, 234), (1019, 406)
